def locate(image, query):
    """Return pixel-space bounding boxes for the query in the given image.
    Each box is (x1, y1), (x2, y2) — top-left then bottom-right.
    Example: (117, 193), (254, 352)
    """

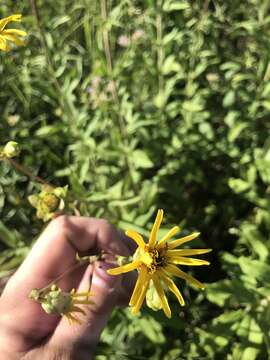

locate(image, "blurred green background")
(1, 0), (270, 359)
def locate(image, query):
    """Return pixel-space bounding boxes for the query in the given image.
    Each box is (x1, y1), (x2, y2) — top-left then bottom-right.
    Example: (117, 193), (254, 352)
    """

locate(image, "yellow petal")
(65, 313), (82, 325)
(160, 273), (185, 306)
(0, 14), (22, 32)
(2, 29), (27, 37)
(0, 36), (8, 51)
(72, 291), (92, 298)
(140, 251), (153, 266)
(167, 248), (212, 257)
(125, 229), (145, 249)
(71, 306), (87, 315)
(170, 257), (210, 266)
(148, 209), (163, 248)
(168, 232), (200, 249)
(165, 263), (205, 289)
(157, 226), (180, 248)
(129, 265), (148, 307)
(1, 33), (25, 46)
(152, 274), (171, 318)
(107, 260), (140, 275)
(131, 272), (150, 314)
(72, 300), (93, 305)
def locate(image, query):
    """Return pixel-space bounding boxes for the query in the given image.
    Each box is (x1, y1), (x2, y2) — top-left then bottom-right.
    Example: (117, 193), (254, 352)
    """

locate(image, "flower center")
(140, 246), (167, 274)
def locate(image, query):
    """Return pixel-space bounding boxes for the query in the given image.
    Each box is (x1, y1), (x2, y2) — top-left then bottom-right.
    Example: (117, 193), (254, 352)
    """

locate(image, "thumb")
(49, 261), (121, 357)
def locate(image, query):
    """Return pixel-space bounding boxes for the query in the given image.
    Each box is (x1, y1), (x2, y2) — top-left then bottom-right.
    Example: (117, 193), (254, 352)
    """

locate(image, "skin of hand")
(0, 215), (135, 359)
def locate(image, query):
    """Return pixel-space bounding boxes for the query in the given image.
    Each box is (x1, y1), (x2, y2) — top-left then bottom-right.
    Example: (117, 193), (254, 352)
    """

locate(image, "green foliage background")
(1, 0), (270, 358)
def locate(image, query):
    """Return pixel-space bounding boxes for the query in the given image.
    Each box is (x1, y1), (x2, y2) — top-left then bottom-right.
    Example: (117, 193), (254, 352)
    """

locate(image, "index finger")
(8, 215), (130, 290)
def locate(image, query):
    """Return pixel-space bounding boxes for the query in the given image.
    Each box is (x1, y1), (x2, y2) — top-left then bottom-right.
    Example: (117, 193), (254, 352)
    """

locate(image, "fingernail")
(92, 262), (120, 289)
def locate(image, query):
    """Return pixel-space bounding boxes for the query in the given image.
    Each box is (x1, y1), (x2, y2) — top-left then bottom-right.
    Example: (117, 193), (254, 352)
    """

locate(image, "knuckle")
(49, 214), (70, 231)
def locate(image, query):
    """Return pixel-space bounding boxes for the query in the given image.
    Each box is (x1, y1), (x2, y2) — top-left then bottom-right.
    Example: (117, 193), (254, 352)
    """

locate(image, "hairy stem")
(7, 158), (52, 186)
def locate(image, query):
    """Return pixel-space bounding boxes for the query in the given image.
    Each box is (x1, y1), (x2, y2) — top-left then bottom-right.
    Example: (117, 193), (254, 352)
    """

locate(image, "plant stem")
(7, 158), (52, 186)
(30, 0), (75, 123)
(38, 258), (89, 295)
(100, 0), (137, 189)
(100, 0), (126, 136)
(35, 253), (104, 295)
(156, 11), (164, 94)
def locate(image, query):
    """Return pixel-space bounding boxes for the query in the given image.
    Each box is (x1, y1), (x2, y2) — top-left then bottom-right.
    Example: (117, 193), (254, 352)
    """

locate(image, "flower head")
(107, 209), (211, 318)
(30, 285), (93, 325)
(117, 35), (130, 47)
(28, 185), (68, 222)
(0, 14), (27, 52)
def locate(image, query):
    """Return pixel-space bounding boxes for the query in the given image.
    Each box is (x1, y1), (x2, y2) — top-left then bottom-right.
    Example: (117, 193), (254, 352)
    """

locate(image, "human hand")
(0, 216), (133, 359)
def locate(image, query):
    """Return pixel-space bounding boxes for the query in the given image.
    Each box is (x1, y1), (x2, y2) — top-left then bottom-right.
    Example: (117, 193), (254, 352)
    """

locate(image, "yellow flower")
(107, 209), (211, 318)
(28, 185), (68, 222)
(30, 285), (93, 325)
(0, 14), (27, 51)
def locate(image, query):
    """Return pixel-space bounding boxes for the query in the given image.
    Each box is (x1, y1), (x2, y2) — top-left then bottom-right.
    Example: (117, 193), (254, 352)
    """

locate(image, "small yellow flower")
(28, 185), (68, 222)
(30, 285), (93, 325)
(107, 209), (211, 318)
(0, 14), (27, 51)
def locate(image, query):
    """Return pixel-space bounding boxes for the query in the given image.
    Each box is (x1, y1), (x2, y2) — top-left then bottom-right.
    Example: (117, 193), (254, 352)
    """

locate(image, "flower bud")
(3, 141), (20, 158)
(146, 280), (162, 311)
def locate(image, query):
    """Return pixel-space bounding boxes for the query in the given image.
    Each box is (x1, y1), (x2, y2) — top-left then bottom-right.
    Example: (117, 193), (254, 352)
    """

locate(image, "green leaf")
(242, 347), (259, 360)
(139, 317), (165, 344)
(132, 150), (154, 169)
(198, 123), (214, 140)
(213, 309), (244, 325)
(0, 221), (23, 248)
(223, 90), (235, 107)
(239, 257), (270, 283)
(163, 0), (189, 12)
(228, 123), (248, 142)
(206, 280), (232, 306)
(162, 55), (181, 75)
(240, 224), (268, 261)
(228, 178), (250, 193)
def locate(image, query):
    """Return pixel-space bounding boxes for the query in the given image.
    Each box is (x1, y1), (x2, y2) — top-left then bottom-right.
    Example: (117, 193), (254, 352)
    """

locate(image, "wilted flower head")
(132, 29), (145, 41)
(117, 35), (130, 47)
(108, 209), (211, 318)
(28, 185), (68, 222)
(0, 14), (27, 51)
(30, 285), (93, 325)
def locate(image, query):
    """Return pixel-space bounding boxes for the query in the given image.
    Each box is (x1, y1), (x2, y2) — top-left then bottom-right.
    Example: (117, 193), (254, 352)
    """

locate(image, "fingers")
(4, 216), (130, 302)
(7, 216), (130, 289)
(49, 261), (121, 358)
(117, 230), (137, 255)
(0, 216), (130, 352)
